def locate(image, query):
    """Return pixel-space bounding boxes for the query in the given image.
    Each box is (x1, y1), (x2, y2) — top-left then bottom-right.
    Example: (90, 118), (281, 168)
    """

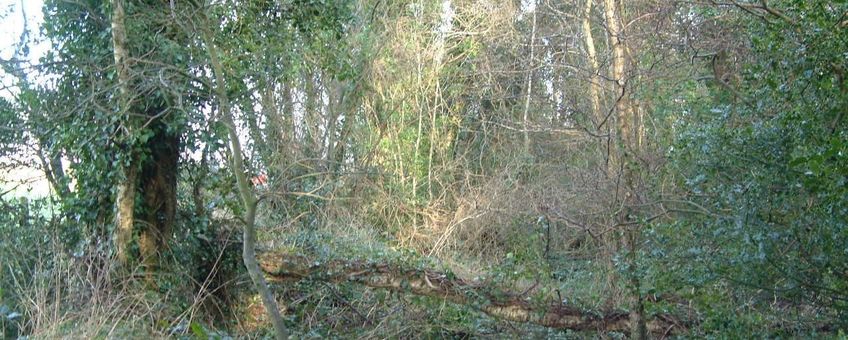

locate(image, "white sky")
(1, 0), (47, 92)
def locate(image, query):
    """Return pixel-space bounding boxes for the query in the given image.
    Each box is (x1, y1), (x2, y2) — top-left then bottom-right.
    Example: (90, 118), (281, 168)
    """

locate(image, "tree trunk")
(522, 1), (537, 155)
(110, 0), (135, 267)
(247, 94), (270, 169)
(303, 69), (320, 164)
(603, 0), (629, 149)
(114, 164), (137, 266)
(582, 0), (603, 129)
(138, 118), (178, 275)
(602, 0), (647, 338)
(265, 79), (294, 170)
(325, 78), (343, 175)
(110, 0), (177, 274)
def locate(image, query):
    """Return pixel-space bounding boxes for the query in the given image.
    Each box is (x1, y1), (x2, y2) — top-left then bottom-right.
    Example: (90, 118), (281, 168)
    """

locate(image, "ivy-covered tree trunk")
(138, 116), (178, 274)
(110, 0), (178, 274)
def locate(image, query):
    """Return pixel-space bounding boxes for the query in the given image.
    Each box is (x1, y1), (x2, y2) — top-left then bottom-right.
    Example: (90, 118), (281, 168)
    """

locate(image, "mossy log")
(258, 252), (686, 335)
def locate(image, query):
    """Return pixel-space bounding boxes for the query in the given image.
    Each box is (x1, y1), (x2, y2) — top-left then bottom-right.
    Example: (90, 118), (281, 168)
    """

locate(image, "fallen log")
(258, 251), (686, 336)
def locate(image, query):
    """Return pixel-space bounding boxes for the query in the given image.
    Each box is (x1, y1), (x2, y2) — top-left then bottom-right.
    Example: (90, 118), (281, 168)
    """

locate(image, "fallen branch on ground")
(258, 251), (687, 335)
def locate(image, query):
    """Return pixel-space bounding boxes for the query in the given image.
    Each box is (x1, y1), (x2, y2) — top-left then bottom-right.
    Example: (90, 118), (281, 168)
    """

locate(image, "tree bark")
(324, 78), (343, 175)
(138, 119), (178, 274)
(582, 0), (603, 129)
(522, 1), (537, 155)
(303, 69), (320, 164)
(603, 0), (629, 149)
(110, 0), (135, 267)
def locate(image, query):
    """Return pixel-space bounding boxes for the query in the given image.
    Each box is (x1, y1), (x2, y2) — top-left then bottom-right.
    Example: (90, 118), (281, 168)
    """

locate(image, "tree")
(108, 0), (181, 274)
(601, 0), (647, 337)
(667, 1), (848, 326)
(110, 0), (135, 268)
(198, 16), (290, 336)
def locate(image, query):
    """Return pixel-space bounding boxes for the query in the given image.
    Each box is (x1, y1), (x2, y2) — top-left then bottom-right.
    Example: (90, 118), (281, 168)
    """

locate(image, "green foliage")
(663, 1), (848, 331)
(4, 0), (848, 337)
(0, 98), (24, 162)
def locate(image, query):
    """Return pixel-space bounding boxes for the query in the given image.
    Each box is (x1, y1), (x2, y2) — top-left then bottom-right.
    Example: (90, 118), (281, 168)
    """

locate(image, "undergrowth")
(2, 192), (840, 339)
